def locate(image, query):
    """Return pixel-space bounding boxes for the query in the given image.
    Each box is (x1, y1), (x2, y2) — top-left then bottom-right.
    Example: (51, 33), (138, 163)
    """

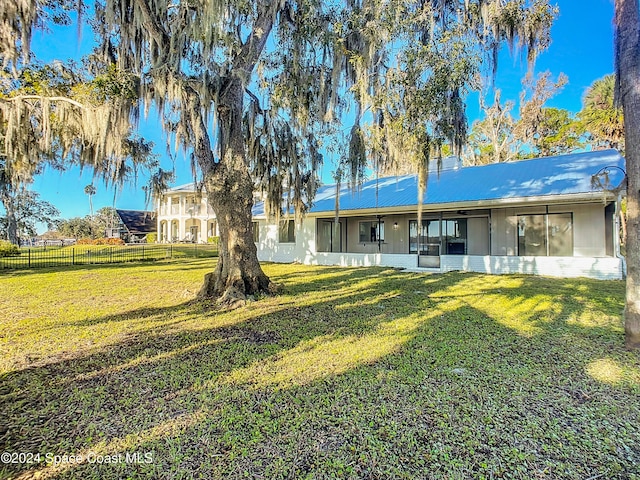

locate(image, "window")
(317, 220), (342, 252)
(359, 221), (384, 243)
(208, 220), (217, 238)
(409, 219), (439, 255)
(547, 213), (573, 256)
(443, 219), (467, 255)
(409, 218), (467, 255)
(518, 213), (573, 256)
(252, 222), (259, 243)
(279, 220), (295, 243)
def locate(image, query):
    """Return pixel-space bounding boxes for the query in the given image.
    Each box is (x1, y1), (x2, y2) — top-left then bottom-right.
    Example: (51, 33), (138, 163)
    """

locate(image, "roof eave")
(301, 192), (617, 218)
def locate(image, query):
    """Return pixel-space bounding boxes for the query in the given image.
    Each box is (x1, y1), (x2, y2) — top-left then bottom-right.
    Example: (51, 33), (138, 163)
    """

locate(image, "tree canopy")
(580, 74), (625, 152)
(0, 187), (60, 242)
(466, 72), (625, 165)
(2, 0), (558, 303)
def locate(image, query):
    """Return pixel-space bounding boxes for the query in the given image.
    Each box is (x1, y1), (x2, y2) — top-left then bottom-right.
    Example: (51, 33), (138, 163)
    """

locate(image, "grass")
(1, 259), (639, 479)
(1, 244), (217, 269)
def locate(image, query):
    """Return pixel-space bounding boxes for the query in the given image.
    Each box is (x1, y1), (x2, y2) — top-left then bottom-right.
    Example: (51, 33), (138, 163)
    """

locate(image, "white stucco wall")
(440, 255), (623, 281)
(257, 218), (623, 280)
(255, 216), (623, 280)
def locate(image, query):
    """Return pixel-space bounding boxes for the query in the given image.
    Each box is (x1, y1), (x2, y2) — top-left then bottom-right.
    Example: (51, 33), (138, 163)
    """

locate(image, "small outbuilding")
(115, 210), (157, 243)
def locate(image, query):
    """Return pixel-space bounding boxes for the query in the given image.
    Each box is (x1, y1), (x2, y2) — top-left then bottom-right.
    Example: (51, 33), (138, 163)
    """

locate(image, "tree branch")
(233, 4), (280, 80)
(2, 95), (86, 109)
(132, 0), (171, 59)
(245, 88), (263, 112)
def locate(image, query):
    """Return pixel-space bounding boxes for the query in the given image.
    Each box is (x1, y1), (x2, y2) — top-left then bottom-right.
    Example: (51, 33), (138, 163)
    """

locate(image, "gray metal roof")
(252, 149), (625, 216)
(116, 209), (157, 234)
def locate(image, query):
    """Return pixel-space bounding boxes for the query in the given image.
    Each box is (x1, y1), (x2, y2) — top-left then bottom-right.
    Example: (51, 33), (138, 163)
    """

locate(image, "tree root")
(197, 273), (284, 310)
(626, 332), (640, 350)
(216, 286), (247, 310)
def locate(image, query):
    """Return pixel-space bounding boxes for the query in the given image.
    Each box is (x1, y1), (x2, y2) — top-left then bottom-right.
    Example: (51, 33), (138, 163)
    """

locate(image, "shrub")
(102, 237), (125, 246)
(207, 236), (219, 247)
(76, 237), (125, 246)
(0, 240), (20, 257)
(146, 233), (157, 244)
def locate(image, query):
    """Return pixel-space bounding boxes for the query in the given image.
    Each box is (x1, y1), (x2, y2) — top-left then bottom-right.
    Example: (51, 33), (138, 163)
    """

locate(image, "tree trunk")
(184, 7), (278, 308)
(0, 187), (19, 245)
(199, 173), (274, 307)
(616, 0), (640, 349)
(194, 81), (275, 308)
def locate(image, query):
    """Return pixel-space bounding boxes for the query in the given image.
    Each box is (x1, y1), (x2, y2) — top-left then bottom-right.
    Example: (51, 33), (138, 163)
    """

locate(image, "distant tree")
(514, 72), (575, 154)
(56, 208), (120, 239)
(92, 206), (119, 237)
(0, 189), (59, 243)
(530, 107), (584, 156)
(55, 216), (94, 239)
(466, 89), (520, 165)
(579, 74), (625, 152)
(466, 72), (579, 164)
(84, 184), (97, 216)
(614, 0), (640, 349)
(0, 159), (18, 244)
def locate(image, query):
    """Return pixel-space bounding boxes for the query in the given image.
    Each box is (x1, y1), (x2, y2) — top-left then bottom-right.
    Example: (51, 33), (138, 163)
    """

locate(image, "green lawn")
(1, 259), (639, 479)
(1, 244), (217, 269)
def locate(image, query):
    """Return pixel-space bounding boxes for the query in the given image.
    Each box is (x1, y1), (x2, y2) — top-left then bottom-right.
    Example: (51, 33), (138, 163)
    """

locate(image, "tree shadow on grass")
(0, 266), (438, 476)
(1, 269), (639, 479)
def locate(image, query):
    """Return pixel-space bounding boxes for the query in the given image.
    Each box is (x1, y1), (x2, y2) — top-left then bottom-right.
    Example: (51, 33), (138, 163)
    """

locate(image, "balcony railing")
(186, 205), (201, 215)
(160, 202), (209, 217)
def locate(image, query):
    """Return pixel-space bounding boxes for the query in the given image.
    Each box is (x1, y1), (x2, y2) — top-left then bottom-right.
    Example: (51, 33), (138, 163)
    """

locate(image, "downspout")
(616, 191), (627, 278)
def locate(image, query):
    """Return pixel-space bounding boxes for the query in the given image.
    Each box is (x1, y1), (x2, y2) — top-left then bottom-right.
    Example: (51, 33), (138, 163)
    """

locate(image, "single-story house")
(251, 149), (626, 280)
(115, 209), (157, 243)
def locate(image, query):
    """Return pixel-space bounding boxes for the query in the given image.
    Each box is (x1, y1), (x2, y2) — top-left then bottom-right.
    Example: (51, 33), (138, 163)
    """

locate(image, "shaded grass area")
(1, 260), (639, 479)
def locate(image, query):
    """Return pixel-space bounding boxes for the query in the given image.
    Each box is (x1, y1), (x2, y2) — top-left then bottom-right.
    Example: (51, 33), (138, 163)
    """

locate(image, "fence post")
(142, 245), (145, 260)
(28, 249), (31, 268)
(72, 248), (75, 265)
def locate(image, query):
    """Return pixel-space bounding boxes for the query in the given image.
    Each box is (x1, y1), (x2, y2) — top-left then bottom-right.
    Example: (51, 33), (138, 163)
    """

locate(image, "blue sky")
(25, 0), (616, 227)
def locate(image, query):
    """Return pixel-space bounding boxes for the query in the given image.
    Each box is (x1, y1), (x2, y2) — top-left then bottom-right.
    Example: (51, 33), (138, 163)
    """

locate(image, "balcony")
(186, 205), (201, 216)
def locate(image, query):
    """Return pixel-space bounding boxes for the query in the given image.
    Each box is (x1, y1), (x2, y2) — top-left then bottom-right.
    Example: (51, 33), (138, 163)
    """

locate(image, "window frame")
(278, 219), (295, 243)
(517, 212), (573, 257)
(252, 221), (259, 243)
(358, 220), (385, 243)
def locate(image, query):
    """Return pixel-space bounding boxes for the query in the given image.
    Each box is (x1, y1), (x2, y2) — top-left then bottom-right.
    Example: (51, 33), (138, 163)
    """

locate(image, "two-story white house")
(156, 184), (218, 243)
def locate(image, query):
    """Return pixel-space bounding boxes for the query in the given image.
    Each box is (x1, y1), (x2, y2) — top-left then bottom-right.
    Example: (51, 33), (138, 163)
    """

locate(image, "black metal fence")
(0, 244), (218, 270)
